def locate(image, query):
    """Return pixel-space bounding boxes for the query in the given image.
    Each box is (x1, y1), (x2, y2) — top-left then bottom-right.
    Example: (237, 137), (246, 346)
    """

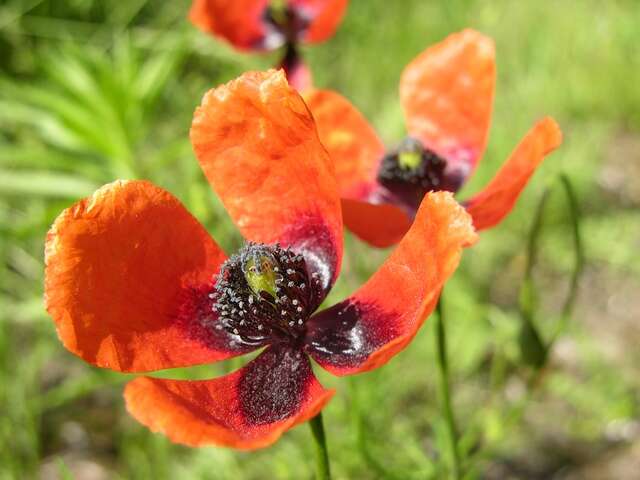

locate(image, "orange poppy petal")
(465, 117), (563, 231)
(125, 344), (334, 450)
(305, 191), (477, 375)
(293, 0), (348, 43)
(44, 180), (253, 373)
(305, 89), (385, 199)
(400, 29), (496, 177)
(341, 198), (411, 248)
(191, 70), (343, 296)
(189, 0), (268, 51)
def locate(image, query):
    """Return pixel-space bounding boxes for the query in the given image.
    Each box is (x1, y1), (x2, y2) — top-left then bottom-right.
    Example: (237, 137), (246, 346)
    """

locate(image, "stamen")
(377, 136), (450, 210)
(210, 242), (317, 347)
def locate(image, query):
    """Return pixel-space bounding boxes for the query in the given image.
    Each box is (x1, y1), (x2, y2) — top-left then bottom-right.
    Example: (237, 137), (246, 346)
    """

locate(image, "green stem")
(524, 188), (552, 281)
(309, 412), (331, 480)
(435, 296), (462, 479)
(554, 174), (585, 337)
(518, 173), (585, 368)
(517, 186), (552, 370)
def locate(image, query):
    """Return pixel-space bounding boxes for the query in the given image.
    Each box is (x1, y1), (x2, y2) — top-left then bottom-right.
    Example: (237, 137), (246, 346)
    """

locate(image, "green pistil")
(398, 150), (422, 170)
(244, 253), (279, 300)
(270, 0), (288, 26)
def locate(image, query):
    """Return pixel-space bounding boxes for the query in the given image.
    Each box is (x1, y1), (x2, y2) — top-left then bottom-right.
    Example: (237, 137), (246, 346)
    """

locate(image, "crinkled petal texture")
(305, 192), (477, 375)
(44, 180), (251, 373)
(125, 344), (334, 450)
(293, 0), (348, 43)
(400, 29), (495, 179)
(191, 70), (343, 297)
(189, 0), (268, 51)
(466, 117), (562, 231)
(304, 89), (384, 199)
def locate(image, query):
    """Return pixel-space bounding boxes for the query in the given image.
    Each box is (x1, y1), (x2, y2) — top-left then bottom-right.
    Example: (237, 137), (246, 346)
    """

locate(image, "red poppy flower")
(189, 0), (348, 90)
(44, 70), (476, 450)
(304, 29), (563, 247)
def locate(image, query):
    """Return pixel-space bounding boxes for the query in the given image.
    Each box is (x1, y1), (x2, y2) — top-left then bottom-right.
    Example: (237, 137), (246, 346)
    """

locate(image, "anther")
(377, 136), (450, 210)
(210, 242), (319, 346)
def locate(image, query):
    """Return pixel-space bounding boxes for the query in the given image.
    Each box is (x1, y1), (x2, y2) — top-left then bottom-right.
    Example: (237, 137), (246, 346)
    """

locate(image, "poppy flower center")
(377, 137), (450, 210)
(211, 243), (321, 347)
(263, 1), (312, 46)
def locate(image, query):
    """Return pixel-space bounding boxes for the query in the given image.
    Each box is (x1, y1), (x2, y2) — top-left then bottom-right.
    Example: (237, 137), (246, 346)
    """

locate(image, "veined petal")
(304, 89), (385, 199)
(305, 192), (477, 375)
(465, 117), (563, 231)
(125, 344), (334, 449)
(293, 0), (349, 44)
(191, 70), (343, 298)
(400, 29), (495, 179)
(189, 0), (269, 51)
(44, 180), (251, 373)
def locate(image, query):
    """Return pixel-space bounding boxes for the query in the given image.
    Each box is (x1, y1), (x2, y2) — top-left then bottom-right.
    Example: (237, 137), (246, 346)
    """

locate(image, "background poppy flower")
(44, 70), (476, 450)
(189, 0), (348, 90)
(304, 29), (563, 247)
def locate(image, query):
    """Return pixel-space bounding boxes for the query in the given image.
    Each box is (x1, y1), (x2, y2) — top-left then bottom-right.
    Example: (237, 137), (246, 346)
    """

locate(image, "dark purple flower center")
(377, 137), (454, 211)
(211, 243), (322, 347)
(262, 1), (312, 48)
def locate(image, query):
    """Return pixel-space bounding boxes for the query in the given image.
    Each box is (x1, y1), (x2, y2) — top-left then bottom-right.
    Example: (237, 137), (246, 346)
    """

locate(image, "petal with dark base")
(191, 70), (343, 297)
(305, 89), (385, 199)
(189, 0), (268, 51)
(305, 192), (477, 375)
(465, 117), (562, 231)
(400, 29), (495, 177)
(44, 180), (251, 373)
(295, 0), (349, 44)
(124, 345), (334, 450)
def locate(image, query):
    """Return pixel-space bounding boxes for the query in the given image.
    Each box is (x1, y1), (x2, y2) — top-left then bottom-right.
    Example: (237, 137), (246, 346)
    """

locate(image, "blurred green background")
(1, 0), (639, 478)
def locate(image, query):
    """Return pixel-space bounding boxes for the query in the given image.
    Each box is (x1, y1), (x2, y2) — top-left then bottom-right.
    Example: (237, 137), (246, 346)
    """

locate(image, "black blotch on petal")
(238, 344), (312, 425)
(174, 283), (254, 355)
(280, 209), (340, 305)
(303, 301), (398, 369)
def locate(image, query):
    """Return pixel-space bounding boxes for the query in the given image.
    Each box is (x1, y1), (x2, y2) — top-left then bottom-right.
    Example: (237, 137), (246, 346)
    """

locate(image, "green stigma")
(270, 0), (288, 25)
(243, 253), (279, 299)
(396, 137), (425, 171)
(398, 150), (422, 170)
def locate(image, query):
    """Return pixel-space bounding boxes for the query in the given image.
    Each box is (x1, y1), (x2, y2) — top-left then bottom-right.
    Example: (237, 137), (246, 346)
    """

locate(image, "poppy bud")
(517, 319), (547, 369)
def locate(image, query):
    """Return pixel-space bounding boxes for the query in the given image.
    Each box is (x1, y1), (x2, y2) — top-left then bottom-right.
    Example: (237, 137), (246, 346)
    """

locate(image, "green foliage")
(1, 0), (639, 479)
